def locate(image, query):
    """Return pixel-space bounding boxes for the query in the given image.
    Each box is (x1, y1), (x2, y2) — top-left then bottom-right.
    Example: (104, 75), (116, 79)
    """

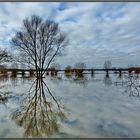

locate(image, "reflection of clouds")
(51, 75), (140, 137)
(0, 99), (24, 138)
(95, 118), (132, 137)
(1, 74), (140, 137)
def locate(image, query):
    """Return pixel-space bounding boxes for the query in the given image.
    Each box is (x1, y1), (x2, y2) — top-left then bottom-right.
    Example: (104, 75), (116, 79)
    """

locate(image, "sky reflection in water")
(0, 73), (140, 138)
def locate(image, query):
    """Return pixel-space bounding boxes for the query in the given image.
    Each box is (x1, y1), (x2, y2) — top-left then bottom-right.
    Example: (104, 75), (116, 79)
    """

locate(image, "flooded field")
(0, 72), (140, 138)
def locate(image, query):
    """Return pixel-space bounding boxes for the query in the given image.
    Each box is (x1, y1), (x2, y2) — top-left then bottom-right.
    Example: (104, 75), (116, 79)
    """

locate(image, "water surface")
(0, 73), (140, 138)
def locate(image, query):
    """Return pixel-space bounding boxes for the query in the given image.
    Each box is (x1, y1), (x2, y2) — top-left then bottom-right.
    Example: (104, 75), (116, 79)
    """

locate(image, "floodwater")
(0, 72), (140, 138)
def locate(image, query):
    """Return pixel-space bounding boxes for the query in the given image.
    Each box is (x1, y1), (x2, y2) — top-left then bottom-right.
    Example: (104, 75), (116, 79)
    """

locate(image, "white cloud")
(0, 2), (140, 68)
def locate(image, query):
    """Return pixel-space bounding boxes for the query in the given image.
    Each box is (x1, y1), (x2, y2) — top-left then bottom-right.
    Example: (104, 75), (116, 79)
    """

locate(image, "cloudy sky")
(0, 2), (140, 68)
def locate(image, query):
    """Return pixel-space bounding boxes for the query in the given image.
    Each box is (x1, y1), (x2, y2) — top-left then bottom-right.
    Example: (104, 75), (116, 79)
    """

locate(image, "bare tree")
(104, 60), (111, 70)
(64, 65), (72, 76)
(11, 15), (67, 79)
(0, 48), (11, 63)
(65, 65), (72, 70)
(74, 62), (86, 69)
(50, 62), (61, 70)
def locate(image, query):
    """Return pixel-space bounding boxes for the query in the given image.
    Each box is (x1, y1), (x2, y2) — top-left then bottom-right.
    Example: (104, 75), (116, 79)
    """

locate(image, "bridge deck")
(5, 68), (129, 72)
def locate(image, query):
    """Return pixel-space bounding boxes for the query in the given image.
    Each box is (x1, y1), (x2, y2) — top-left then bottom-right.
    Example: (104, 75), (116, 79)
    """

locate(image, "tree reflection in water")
(11, 78), (66, 138)
(72, 74), (88, 86)
(114, 72), (140, 98)
(0, 75), (13, 103)
(123, 73), (140, 97)
(104, 74), (112, 86)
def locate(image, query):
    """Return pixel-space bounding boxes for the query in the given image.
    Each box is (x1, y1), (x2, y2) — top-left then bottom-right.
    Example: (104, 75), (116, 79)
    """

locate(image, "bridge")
(5, 68), (129, 72)
(0, 68), (134, 77)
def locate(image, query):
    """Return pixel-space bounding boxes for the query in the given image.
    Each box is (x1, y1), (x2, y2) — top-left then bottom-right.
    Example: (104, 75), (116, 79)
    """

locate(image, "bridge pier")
(11, 69), (17, 77)
(29, 70), (34, 77)
(21, 71), (25, 77)
(91, 70), (94, 77)
(105, 70), (109, 78)
(118, 69), (122, 78)
(46, 71), (49, 75)
(135, 70), (139, 77)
